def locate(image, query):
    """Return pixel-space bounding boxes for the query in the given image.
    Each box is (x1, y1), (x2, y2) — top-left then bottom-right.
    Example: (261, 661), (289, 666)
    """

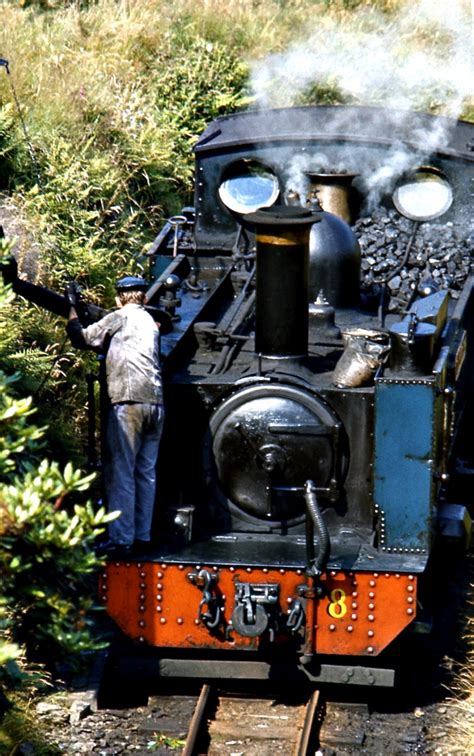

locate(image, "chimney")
(244, 206), (319, 358)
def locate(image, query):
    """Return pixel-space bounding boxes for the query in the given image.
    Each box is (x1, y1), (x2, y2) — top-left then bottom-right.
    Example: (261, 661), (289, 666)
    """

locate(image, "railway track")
(146, 688), (427, 754)
(141, 685), (324, 755)
(37, 646), (450, 754)
(96, 632), (451, 754)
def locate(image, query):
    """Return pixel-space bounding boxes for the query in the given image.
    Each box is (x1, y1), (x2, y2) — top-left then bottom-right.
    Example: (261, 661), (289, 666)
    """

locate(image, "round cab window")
(218, 160), (279, 214)
(392, 167), (453, 221)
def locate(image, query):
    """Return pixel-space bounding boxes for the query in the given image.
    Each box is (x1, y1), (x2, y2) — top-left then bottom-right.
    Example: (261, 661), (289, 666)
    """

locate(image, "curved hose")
(304, 480), (330, 576)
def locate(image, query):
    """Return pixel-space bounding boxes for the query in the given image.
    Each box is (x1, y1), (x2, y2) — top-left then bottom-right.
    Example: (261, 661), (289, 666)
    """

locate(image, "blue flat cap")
(115, 276), (148, 292)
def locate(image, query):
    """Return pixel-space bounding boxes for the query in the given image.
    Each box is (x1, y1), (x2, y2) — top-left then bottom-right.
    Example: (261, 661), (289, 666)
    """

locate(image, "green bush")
(0, 457), (110, 665)
(0, 247), (93, 462)
(0, 254), (114, 680)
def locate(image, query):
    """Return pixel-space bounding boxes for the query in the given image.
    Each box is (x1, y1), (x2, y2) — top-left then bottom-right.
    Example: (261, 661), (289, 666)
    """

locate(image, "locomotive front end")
(96, 106), (474, 687)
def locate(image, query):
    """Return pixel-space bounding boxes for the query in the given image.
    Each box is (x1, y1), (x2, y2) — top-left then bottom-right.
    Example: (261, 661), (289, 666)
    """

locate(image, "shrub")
(0, 249), (114, 681)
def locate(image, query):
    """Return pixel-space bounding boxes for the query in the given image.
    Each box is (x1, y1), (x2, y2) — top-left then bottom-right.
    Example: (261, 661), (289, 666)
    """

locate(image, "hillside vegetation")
(0, 1), (471, 293)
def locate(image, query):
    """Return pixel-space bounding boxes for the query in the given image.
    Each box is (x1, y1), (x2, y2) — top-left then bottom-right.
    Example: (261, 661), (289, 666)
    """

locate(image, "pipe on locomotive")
(304, 479), (330, 576)
(244, 206), (320, 358)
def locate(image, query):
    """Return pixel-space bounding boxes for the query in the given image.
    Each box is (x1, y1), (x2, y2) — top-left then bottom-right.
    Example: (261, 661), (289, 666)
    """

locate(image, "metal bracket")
(231, 582), (280, 639)
(286, 599), (305, 634)
(188, 569), (224, 630)
(297, 583), (325, 599)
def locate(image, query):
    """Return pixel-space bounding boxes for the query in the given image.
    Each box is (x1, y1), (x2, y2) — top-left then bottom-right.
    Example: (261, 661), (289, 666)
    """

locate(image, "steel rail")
(182, 683), (212, 756)
(295, 690), (322, 756)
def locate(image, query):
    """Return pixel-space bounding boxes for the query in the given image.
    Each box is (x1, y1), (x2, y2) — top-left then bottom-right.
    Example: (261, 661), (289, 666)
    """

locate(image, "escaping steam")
(249, 0), (472, 208)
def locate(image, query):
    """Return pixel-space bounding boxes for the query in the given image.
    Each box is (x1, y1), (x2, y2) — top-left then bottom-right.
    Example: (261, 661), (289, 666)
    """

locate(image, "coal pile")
(355, 208), (474, 313)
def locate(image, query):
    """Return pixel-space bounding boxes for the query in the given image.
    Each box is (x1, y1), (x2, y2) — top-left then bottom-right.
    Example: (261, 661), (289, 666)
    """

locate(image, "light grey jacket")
(71, 304), (163, 405)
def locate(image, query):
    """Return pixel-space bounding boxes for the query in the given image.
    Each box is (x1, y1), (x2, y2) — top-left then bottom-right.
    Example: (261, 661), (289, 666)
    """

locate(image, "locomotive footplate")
(112, 532), (429, 572)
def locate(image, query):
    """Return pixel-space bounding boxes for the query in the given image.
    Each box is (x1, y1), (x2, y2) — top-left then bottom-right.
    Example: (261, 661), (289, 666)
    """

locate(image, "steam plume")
(249, 0), (473, 209)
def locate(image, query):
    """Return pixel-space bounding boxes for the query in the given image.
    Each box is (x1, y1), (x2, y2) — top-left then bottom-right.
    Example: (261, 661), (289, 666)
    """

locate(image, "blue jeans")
(106, 403), (164, 546)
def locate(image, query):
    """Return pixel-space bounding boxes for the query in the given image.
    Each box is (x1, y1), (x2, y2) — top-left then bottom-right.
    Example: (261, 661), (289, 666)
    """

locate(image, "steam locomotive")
(4, 105), (474, 688)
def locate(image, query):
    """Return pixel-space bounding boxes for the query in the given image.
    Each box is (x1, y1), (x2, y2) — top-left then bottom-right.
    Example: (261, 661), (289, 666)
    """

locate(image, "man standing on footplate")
(66, 276), (164, 557)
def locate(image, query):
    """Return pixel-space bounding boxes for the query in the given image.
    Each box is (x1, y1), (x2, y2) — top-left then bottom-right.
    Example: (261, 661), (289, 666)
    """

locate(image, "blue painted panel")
(374, 382), (434, 551)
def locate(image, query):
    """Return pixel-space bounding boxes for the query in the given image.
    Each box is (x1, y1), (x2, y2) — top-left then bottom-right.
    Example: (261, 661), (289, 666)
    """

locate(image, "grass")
(442, 558), (474, 753)
(0, 705), (61, 756)
(147, 733), (186, 750)
(0, 666), (61, 756)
